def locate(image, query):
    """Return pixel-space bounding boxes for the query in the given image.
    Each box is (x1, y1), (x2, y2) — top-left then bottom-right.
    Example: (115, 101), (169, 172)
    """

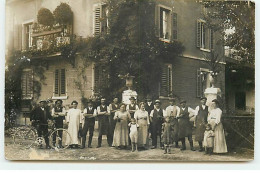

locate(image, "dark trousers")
(108, 115), (116, 142)
(151, 121), (162, 147)
(37, 124), (49, 146)
(179, 135), (193, 148)
(52, 122), (63, 145)
(98, 116), (112, 146)
(81, 120), (95, 147)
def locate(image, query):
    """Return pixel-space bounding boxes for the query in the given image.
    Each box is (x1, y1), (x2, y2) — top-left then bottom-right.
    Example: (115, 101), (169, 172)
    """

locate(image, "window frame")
(196, 68), (210, 98)
(22, 20), (34, 50)
(197, 19), (213, 52)
(158, 5), (172, 43)
(93, 3), (109, 36)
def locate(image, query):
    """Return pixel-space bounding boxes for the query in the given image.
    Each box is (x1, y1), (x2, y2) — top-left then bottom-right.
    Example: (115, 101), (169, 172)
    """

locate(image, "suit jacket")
(30, 106), (52, 124)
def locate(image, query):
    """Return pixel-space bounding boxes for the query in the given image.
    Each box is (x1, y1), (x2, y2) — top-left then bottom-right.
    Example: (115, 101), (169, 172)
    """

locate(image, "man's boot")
(198, 141), (203, 152)
(180, 139), (186, 151)
(164, 145), (167, 154)
(168, 146), (171, 154)
(190, 141), (195, 151)
(88, 137), (93, 148)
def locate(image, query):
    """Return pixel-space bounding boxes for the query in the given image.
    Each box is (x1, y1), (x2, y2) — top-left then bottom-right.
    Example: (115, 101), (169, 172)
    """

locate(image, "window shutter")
(21, 70), (33, 99)
(160, 65), (168, 97)
(60, 69), (66, 95)
(196, 20), (201, 48)
(172, 12), (177, 40)
(196, 69), (202, 97)
(159, 8), (164, 39)
(94, 5), (101, 36)
(55, 69), (59, 95)
(210, 29), (214, 50)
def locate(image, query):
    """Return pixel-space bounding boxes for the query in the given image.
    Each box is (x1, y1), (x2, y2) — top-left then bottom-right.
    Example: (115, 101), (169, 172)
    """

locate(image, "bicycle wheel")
(13, 127), (37, 149)
(49, 129), (72, 150)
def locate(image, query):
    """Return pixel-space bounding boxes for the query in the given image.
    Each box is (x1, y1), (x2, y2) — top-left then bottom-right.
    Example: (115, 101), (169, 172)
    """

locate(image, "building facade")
(6, 0), (228, 117)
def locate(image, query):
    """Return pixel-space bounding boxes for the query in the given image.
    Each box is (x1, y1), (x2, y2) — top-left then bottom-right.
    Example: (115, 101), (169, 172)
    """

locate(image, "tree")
(201, 1), (255, 64)
(79, 0), (184, 100)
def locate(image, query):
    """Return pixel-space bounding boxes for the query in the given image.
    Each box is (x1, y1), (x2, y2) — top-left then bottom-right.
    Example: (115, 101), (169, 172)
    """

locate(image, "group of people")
(30, 96), (228, 155)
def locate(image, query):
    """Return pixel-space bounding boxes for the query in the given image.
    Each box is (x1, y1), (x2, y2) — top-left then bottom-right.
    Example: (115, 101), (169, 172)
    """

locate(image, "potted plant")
(53, 3), (73, 25)
(37, 8), (54, 27)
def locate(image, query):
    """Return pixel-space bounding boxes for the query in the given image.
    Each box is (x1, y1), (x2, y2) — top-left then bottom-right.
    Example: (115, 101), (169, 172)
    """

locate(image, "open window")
(93, 3), (109, 36)
(197, 19), (214, 51)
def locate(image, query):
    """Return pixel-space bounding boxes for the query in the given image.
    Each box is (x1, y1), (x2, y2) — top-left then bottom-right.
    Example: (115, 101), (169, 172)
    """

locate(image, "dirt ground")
(4, 133), (254, 162)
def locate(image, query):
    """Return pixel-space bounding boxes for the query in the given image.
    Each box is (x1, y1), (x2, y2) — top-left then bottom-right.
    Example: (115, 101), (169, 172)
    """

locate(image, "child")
(203, 124), (215, 155)
(161, 116), (174, 154)
(128, 118), (139, 152)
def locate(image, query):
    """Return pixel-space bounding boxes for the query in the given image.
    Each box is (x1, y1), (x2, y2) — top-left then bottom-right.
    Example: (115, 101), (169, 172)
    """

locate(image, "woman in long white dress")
(66, 101), (82, 148)
(208, 99), (227, 153)
(134, 102), (150, 149)
(112, 104), (131, 149)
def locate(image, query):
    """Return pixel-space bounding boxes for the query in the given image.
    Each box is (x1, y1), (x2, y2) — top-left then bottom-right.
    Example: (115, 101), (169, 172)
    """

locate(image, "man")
(126, 96), (139, 118)
(165, 97), (180, 148)
(150, 100), (165, 149)
(81, 100), (97, 149)
(30, 100), (52, 149)
(96, 98), (111, 148)
(177, 100), (196, 151)
(109, 97), (120, 143)
(145, 97), (154, 116)
(194, 97), (209, 152)
(51, 99), (66, 148)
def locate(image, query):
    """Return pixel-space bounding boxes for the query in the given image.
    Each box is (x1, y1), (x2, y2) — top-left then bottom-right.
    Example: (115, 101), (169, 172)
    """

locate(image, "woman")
(66, 101), (82, 148)
(112, 104), (131, 149)
(208, 99), (227, 153)
(134, 102), (150, 149)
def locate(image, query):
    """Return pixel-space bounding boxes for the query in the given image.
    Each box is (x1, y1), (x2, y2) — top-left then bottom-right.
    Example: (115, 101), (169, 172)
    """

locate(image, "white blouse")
(208, 108), (222, 125)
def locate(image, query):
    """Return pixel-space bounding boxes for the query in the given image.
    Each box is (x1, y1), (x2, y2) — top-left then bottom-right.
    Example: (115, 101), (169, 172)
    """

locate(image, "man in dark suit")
(30, 100), (52, 149)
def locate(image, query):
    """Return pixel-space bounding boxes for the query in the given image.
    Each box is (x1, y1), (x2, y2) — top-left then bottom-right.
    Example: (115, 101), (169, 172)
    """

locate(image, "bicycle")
(13, 120), (72, 150)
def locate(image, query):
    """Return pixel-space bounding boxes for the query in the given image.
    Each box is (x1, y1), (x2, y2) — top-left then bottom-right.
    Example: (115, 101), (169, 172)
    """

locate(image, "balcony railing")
(26, 24), (73, 57)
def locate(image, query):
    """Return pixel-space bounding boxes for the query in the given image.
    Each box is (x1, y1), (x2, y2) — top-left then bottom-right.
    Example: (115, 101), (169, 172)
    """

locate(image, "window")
(54, 69), (66, 97)
(197, 20), (214, 50)
(159, 64), (173, 97)
(196, 68), (210, 97)
(24, 23), (33, 49)
(159, 7), (171, 40)
(21, 69), (33, 100)
(94, 4), (108, 36)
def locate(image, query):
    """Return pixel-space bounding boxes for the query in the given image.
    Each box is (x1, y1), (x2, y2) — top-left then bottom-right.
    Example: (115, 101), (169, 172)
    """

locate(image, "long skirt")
(137, 119), (148, 146)
(112, 120), (129, 146)
(213, 122), (228, 153)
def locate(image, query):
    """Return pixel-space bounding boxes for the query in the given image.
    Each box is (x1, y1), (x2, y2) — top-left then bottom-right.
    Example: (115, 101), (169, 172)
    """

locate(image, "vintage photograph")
(4, 0), (255, 161)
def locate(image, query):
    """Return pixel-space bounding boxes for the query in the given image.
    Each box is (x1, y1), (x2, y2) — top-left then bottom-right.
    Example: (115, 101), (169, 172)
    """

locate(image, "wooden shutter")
(160, 64), (172, 97)
(21, 70), (33, 99)
(94, 5), (101, 36)
(159, 8), (164, 39)
(60, 69), (66, 95)
(54, 69), (59, 95)
(172, 12), (177, 40)
(196, 69), (202, 97)
(210, 29), (214, 50)
(197, 20), (201, 48)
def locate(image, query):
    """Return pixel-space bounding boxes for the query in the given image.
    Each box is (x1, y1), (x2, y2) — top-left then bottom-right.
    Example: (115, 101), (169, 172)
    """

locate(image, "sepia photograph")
(4, 0), (255, 162)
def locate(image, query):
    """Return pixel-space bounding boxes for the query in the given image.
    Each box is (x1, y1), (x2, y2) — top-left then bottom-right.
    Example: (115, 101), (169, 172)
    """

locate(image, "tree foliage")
(79, 0), (185, 100)
(201, 1), (255, 64)
(53, 3), (73, 25)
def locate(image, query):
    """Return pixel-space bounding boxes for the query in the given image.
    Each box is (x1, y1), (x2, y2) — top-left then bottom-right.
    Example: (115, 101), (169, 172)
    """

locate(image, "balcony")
(24, 23), (73, 58)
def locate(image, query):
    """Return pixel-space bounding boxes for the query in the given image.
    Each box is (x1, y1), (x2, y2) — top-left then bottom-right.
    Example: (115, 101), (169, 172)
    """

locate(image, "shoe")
(151, 146), (156, 149)
(80, 146), (85, 149)
(190, 147), (196, 151)
(96, 145), (101, 148)
(180, 147), (186, 151)
(88, 145), (92, 148)
(46, 145), (51, 149)
(199, 148), (204, 152)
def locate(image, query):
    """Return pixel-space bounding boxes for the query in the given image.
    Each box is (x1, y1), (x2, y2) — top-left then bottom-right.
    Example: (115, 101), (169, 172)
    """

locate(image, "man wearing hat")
(96, 98), (112, 148)
(194, 97), (209, 151)
(165, 97), (180, 148)
(126, 96), (139, 118)
(150, 100), (165, 149)
(51, 99), (67, 148)
(81, 100), (97, 149)
(30, 100), (52, 149)
(177, 100), (196, 151)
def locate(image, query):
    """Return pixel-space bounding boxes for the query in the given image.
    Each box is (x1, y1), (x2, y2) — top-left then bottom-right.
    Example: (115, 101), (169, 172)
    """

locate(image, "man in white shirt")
(150, 100), (165, 149)
(81, 100), (97, 149)
(177, 100), (196, 151)
(165, 97), (180, 148)
(96, 98), (111, 148)
(126, 96), (139, 118)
